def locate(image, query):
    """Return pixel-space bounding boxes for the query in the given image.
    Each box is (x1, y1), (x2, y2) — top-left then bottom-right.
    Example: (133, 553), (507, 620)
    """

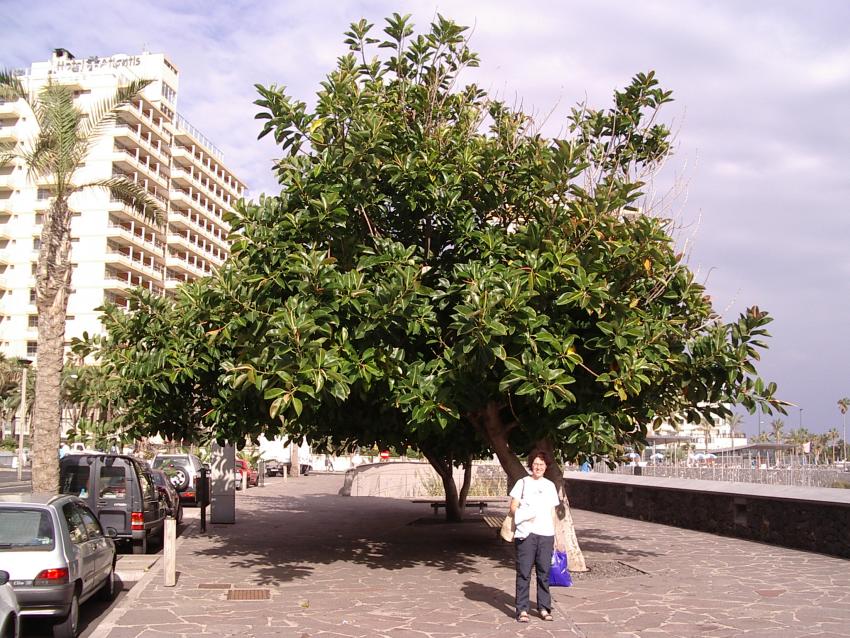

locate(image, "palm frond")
(20, 134), (59, 183)
(83, 177), (165, 226)
(0, 140), (20, 170)
(33, 82), (86, 191)
(0, 69), (28, 103)
(81, 79), (153, 141)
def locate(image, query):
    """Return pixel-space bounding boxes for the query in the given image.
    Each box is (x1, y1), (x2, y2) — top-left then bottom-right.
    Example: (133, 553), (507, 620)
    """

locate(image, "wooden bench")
(483, 515), (504, 534)
(411, 499), (491, 515)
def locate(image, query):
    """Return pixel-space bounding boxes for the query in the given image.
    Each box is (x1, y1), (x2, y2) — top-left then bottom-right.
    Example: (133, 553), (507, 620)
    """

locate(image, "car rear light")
(183, 491), (195, 499)
(131, 511), (144, 530)
(34, 568), (69, 585)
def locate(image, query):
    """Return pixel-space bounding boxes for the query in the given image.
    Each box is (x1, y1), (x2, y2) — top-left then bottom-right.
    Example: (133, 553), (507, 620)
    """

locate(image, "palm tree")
(769, 418), (785, 443)
(839, 398), (850, 462)
(0, 73), (163, 490)
(826, 427), (839, 463)
(727, 413), (744, 451)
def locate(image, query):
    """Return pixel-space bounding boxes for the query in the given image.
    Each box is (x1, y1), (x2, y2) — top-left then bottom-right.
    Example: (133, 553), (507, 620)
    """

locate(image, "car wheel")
(1, 615), (17, 638)
(132, 534), (148, 555)
(52, 591), (79, 638)
(97, 563), (117, 601)
(170, 468), (190, 491)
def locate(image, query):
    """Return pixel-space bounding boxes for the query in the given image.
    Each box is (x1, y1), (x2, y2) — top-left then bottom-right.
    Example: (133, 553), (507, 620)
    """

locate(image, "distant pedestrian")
(509, 450), (563, 623)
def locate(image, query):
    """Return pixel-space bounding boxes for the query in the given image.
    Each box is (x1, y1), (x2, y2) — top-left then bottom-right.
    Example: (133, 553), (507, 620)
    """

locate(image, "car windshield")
(0, 507), (55, 550)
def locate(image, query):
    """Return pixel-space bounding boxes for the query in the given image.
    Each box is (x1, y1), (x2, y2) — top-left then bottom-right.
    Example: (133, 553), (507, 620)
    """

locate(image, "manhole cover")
(198, 583), (231, 589)
(227, 589), (271, 601)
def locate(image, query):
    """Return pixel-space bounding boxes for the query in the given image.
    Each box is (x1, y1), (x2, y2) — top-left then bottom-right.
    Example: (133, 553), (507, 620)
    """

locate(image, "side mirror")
(0, 570), (8, 585)
(105, 527), (118, 539)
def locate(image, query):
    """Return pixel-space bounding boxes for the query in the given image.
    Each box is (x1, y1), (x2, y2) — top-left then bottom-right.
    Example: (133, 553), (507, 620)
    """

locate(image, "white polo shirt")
(509, 475), (560, 539)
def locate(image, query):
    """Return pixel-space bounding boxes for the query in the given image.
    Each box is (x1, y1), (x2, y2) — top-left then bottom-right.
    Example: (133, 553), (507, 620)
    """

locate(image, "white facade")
(0, 50), (246, 361)
(654, 414), (748, 452)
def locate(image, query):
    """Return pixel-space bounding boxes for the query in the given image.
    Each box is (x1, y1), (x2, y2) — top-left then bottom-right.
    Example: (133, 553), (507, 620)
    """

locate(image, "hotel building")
(0, 49), (246, 361)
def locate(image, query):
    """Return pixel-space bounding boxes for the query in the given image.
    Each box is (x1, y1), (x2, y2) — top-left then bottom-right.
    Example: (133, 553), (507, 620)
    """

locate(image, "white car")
(0, 570), (20, 638)
(0, 493), (117, 637)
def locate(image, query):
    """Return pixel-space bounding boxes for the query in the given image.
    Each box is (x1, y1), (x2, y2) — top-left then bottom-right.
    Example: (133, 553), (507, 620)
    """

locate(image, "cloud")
(3, 0), (848, 436)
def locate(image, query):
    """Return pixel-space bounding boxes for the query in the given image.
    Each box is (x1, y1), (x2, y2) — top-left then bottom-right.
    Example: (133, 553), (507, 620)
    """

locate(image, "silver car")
(0, 570), (20, 638)
(0, 493), (117, 638)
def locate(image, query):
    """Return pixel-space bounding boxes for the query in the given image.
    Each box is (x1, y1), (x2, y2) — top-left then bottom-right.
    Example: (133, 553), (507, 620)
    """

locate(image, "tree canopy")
(85, 13), (784, 503)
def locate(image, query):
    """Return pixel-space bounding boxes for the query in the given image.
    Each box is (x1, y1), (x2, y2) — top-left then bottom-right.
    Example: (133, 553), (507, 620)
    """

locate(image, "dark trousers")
(514, 533), (554, 613)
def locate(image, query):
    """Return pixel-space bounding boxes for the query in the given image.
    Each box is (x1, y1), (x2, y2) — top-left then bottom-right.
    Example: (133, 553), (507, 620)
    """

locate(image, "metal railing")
(590, 464), (850, 488)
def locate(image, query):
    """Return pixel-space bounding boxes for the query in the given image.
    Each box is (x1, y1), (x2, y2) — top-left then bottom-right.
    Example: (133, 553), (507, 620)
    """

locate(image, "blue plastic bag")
(549, 550), (572, 587)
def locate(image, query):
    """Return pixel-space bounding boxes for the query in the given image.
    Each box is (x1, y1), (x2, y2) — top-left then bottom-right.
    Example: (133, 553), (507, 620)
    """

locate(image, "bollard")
(164, 518), (176, 586)
(283, 465), (288, 481)
(199, 466), (208, 533)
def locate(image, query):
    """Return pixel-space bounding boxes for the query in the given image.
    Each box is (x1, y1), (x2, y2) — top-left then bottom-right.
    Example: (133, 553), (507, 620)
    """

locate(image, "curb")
(87, 518), (198, 638)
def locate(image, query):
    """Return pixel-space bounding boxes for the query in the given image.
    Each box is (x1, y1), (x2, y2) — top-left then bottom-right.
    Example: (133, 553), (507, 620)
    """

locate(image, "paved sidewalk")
(91, 473), (850, 637)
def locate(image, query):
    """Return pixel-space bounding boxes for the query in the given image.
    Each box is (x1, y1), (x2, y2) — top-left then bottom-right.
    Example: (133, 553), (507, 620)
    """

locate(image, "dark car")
(151, 454), (205, 505)
(149, 469), (183, 525)
(59, 454), (166, 555)
(0, 493), (117, 637)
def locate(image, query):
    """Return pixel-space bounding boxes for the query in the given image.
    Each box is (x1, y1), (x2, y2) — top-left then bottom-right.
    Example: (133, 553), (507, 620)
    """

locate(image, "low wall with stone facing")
(564, 472), (850, 558)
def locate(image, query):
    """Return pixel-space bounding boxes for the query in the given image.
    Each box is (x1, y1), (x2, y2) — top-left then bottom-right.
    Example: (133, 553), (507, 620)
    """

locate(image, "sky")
(4, 0), (849, 439)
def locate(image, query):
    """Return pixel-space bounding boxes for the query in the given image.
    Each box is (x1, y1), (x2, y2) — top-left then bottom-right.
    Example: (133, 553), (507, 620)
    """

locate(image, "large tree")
(0, 73), (162, 490)
(86, 15), (784, 570)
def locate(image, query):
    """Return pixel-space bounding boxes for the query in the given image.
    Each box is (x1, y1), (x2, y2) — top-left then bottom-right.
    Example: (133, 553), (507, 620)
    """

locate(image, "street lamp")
(16, 358), (32, 482)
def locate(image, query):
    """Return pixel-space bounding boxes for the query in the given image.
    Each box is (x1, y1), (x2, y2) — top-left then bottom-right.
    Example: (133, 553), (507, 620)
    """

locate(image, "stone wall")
(339, 461), (508, 498)
(564, 472), (850, 558)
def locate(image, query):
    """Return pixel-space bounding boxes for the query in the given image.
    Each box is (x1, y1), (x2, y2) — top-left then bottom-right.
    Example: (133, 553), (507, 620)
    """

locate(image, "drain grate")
(227, 588), (271, 601)
(198, 583), (231, 589)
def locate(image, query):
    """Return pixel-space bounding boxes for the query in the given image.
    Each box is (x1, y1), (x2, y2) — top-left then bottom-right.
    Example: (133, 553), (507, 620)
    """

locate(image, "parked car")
(234, 459), (259, 490)
(149, 469), (183, 525)
(151, 454), (205, 505)
(0, 570), (20, 638)
(0, 493), (117, 638)
(265, 460), (284, 477)
(59, 454), (166, 555)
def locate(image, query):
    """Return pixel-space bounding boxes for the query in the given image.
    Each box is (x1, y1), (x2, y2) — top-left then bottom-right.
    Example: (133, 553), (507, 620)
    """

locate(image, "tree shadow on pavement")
(576, 528), (662, 558)
(461, 581), (515, 618)
(189, 492), (516, 586)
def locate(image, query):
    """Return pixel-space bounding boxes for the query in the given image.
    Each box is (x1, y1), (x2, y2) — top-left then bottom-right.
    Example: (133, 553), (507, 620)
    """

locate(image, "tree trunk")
(535, 438), (588, 572)
(31, 199), (73, 492)
(421, 448), (472, 522)
(290, 441), (300, 477)
(471, 400), (588, 572)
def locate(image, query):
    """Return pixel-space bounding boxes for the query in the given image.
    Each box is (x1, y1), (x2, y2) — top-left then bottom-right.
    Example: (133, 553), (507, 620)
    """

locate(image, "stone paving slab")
(90, 473), (850, 638)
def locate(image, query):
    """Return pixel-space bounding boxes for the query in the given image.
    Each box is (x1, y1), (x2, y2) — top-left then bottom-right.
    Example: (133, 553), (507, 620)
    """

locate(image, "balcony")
(108, 199), (163, 231)
(111, 147), (169, 189)
(106, 222), (165, 255)
(113, 123), (170, 165)
(165, 255), (209, 280)
(0, 122), (18, 141)
(104, 246), (164, 281)
(169, 208), (228, 251)
(0, 99), (21, 116)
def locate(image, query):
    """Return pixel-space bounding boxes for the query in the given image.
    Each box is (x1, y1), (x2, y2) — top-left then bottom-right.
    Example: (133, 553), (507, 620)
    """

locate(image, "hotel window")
(26, 341), (37, 357)
(29, 288), (36, 304)
(37, 188), (52, 200)
(32, 237), (40, 250)
(28, 314), (38, 328)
